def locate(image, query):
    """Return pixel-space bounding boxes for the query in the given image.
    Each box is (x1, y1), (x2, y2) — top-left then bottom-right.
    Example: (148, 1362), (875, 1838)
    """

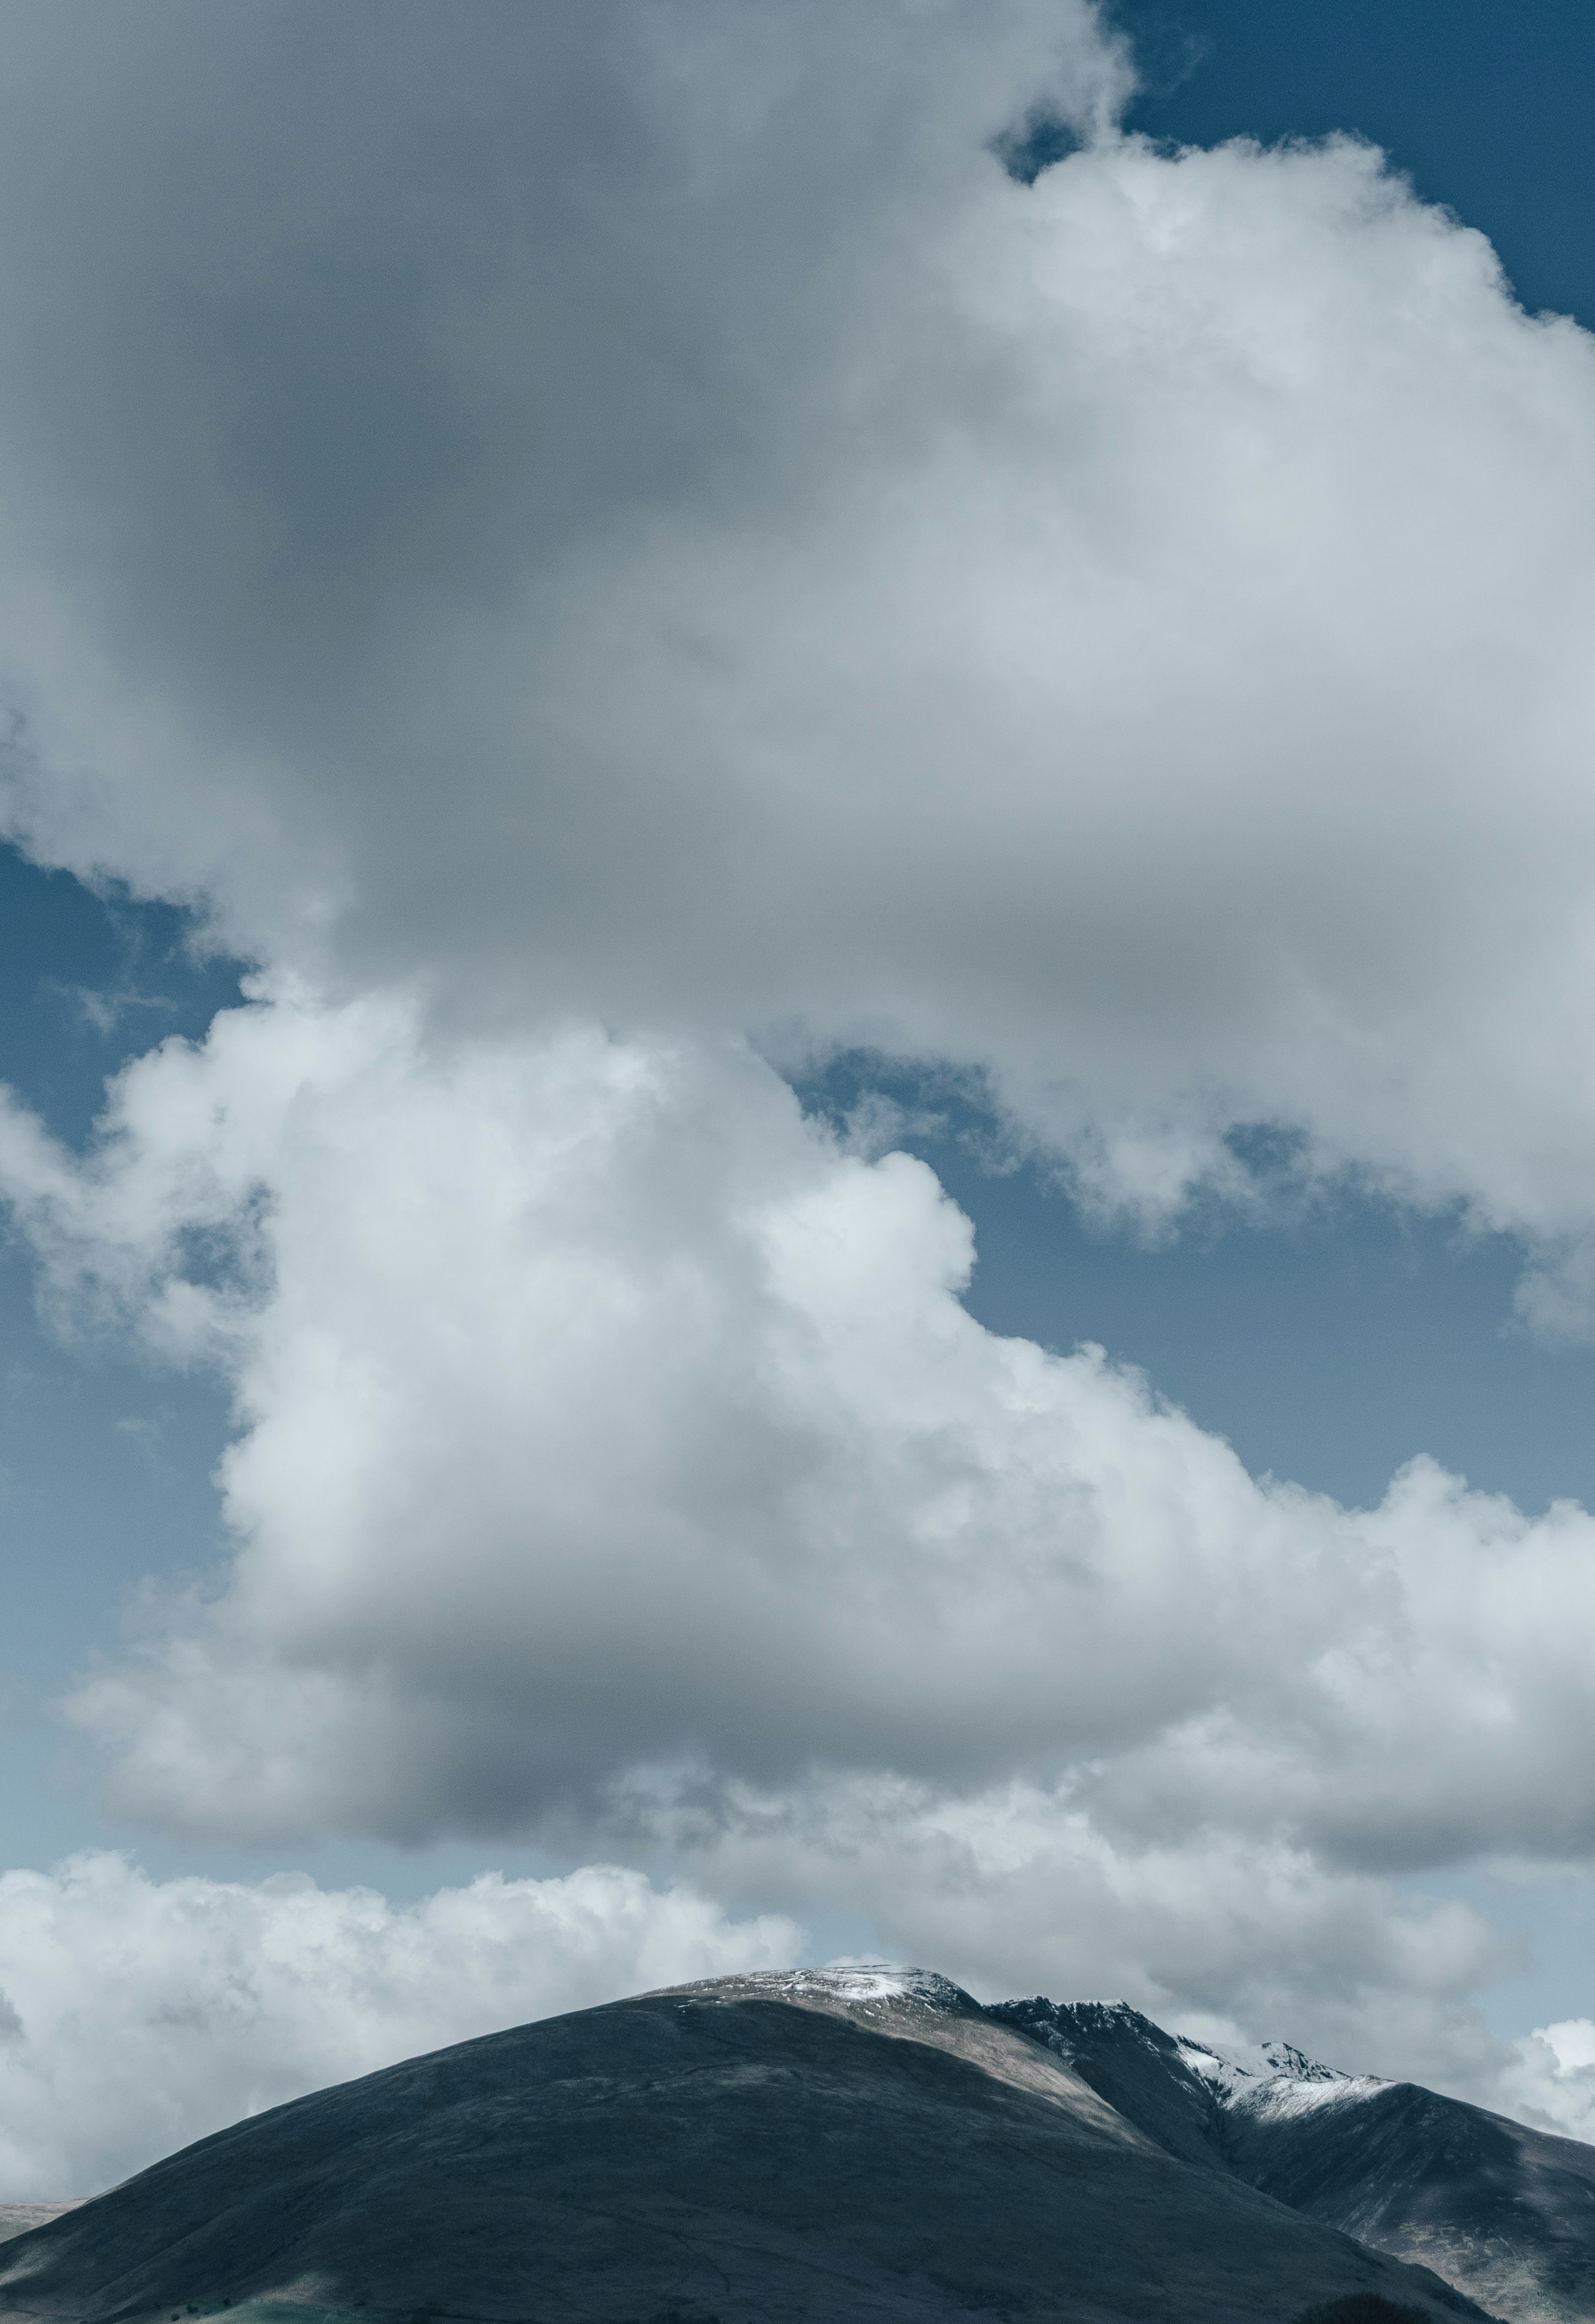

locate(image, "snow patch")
(682, 1964), (973, 2012)
(1233, 2072), (1388, 2120)
(795, 1963), (969, 2008)
(1175, 2032), (1385, 2117)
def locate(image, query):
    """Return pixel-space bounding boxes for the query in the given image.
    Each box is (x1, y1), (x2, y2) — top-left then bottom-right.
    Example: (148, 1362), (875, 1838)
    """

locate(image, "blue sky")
(1114, 0), (1595, 318)
(5, 0), (1595, 2196)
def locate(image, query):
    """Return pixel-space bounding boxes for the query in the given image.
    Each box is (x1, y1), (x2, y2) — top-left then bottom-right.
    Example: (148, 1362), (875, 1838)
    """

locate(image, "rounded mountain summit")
(0, 1968), (1517, 2324)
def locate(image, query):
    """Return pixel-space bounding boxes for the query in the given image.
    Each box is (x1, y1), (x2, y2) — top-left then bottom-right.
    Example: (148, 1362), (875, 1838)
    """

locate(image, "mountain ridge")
(989, 1994), (1595, 2324)
(0, 1965), (1486, 2324)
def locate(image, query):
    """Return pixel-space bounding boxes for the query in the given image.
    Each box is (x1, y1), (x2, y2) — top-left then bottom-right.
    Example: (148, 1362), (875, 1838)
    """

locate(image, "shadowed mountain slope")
(993, 1999), (1595, 2324)
(0, 1968), (1483, 2324)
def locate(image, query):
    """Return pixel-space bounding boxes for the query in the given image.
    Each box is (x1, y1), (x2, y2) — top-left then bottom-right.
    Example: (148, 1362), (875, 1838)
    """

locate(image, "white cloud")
(0, 17), (1593, 1285)
(0, 990), (1585, 2112)
(1501, 2017), (1595, 2142)
(0, 1851), (798, 2201)
(0, 1825), (1547, 2207)
(645, 1771), (1521, 2096)
(6, 992), (1591, 1874)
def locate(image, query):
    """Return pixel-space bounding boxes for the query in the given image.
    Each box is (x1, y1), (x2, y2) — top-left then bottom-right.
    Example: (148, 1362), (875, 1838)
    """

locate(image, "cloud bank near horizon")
(0, 1851), (1590, 2204)
(1, 0), (1595, 2185)
(0, 1853), (799, 2200)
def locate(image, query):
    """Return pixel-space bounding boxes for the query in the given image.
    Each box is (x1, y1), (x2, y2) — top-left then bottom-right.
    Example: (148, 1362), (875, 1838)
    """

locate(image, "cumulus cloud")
(0, 1852), (798, 2200)
(646, 1772), (1523, 2096)
(0, 990), (1587, 2104)
(1501, 2018), (1595, 2143)
(3, 993), (1591, 1874)
(0, 8), (1593, 1274)
(0, 1828), (1547, 2205)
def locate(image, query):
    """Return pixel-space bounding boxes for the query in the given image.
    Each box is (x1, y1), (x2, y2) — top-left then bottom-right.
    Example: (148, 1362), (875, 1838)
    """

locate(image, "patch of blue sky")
(0, 842), (241, 1861)
(1105, 0), (1595, 327)
(1398, 1862), (1595, 2045)
(0, 840), (246, 1150)
(799, 1052), (1595, 1518)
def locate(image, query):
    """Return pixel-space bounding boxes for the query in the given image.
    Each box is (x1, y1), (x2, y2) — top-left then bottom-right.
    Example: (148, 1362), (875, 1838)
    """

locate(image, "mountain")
(991, 1998), (1595, 2324)
(0, 1967), (1483, 2324)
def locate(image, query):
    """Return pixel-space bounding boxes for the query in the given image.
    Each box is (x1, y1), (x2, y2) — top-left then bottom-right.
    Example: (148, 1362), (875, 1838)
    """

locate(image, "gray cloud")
(0, 995), (1588, 1893)
(0, 0), (1118, 802)
(2, 5), (1594, 1277)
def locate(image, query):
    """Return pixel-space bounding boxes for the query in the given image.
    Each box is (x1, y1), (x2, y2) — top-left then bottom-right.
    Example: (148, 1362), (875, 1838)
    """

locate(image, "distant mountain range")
(1, 1966), (1588, 2324)
(991, 1996), (1595, 2324)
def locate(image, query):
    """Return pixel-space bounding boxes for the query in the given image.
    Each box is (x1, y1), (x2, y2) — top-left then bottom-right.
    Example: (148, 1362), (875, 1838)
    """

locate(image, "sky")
(5, 0), (1595, 2200)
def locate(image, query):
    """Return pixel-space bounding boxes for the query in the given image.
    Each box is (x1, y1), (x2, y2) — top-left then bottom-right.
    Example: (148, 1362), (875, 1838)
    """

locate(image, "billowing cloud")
(0, 993), (1589, 1865)
(0, 1851), (798, 2200)
(0, 8), (1594, 1274)
(642, 1772), (1525, 2097)
(0, 992), (1588, 2087)
(0, 1834), (1556, 2206)
(1502, 2018), (1595, 2143)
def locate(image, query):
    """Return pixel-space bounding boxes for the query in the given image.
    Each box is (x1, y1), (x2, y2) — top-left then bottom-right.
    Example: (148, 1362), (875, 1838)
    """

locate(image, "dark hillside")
(0, 1969), (1481, 2324)
(1228, 2080), (1595, 2324)
(993, 1995), (1593, 2323)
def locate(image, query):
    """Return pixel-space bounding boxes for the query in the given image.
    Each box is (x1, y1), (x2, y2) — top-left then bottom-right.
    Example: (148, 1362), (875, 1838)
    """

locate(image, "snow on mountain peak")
(804, 1964), (967, 2005)
(1174, 2031), (1389, 2118)
(664, 1964), (978, 2013)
